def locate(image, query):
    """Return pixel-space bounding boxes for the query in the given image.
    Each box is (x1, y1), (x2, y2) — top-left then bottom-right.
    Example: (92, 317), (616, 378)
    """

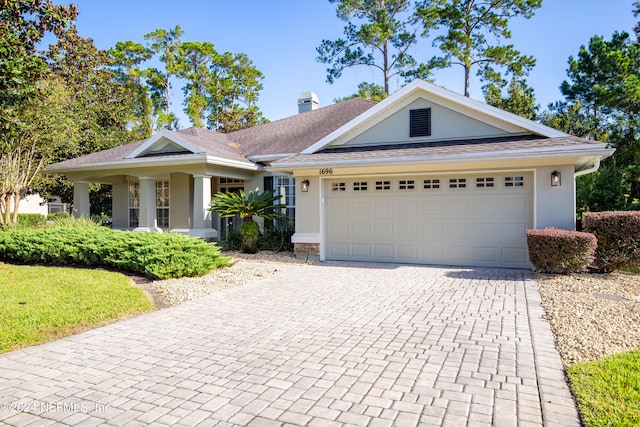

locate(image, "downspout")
(575, 159), (601, 178)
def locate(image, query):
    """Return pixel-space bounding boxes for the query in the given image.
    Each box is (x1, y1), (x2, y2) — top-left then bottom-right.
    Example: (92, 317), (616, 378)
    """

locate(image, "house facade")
(47, 80), (614, 269)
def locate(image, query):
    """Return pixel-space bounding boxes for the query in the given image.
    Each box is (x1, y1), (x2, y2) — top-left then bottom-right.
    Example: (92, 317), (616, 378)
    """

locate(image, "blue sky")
(70, 0), (637, 126)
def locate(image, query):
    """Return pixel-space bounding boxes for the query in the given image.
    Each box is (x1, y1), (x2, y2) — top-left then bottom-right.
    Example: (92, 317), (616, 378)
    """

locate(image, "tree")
(0, 0), (77, 224)
(210, 189), (286, 254)
(317, 0), (418, 95)
(485, 72), (538, 119)
(144, 25), (183, 130)
(335, 81), (388, 102)
(415, 0), (541, 97)
(176, 41), (217, 128)
(108, 41), (155, 139)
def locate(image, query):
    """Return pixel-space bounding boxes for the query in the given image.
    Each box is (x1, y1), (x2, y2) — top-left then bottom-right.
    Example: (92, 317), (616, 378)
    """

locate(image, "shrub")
(0, 225), (230, 279)
(221, 229), (243, 251)
(259, 221), (295, 252)
(583, 211), (640, 272)
(47, 212), (70, 221)
(17, 213), (46, 228)
(527, 228), (597, 274)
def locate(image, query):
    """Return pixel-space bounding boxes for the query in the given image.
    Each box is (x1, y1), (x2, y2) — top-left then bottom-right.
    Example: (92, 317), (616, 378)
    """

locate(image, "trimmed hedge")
(583, 211), (640, 272)
(17, 213), (46, 228)
(527, 228), (597, 274)
(0, 226), (230, 279)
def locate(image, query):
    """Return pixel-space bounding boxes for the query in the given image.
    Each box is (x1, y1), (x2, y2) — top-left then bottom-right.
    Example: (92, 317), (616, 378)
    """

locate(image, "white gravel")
(536, 271), (640, 365)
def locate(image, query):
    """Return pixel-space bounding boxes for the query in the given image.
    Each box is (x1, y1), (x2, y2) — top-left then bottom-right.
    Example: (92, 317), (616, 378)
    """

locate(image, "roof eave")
(268, 145), (615, 172)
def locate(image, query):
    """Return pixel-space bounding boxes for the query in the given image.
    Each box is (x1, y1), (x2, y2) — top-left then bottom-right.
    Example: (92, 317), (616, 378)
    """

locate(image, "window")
(331, 182), (346, 192)
(375, 180), (391, 190)
(423, 179), (440, 189)
(353, 182), (368, 191)
(505, 176), (524, 187)
(449, 178), (466, 188)
(274, 175), (296, 221)
(128, 181), (139, 228)
(476, 177), (495, 188)
(156, 180), (170, 229)
(219, 177), (244, 184)
(399, 180), (415, 190)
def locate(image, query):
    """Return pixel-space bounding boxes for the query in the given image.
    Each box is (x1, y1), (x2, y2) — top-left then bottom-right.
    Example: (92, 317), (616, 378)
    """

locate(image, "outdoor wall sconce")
(551, 170), (561, 187)
(301, 179), (310, 192)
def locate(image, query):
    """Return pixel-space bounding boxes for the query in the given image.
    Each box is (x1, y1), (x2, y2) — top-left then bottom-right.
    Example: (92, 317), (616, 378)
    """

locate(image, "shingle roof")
(47, 98), (378, 171)
(227, 98), (377, 157)
(271, 135), (610, 167)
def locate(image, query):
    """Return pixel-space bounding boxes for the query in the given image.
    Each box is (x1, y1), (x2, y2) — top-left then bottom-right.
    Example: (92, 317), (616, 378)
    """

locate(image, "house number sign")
(319, 168), (333, 175)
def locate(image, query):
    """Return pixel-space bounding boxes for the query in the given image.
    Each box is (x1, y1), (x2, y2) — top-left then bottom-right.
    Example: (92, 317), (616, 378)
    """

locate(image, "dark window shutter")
(264, 176), (274, 192)
(410, 108), (431, 137)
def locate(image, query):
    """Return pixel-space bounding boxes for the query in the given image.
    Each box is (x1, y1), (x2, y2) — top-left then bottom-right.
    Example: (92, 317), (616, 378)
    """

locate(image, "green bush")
(47, 212), (70, 221)
(0, 225), (230, 279)
(527, 228), (597, 274)
(259, 221), (295, 252)
(221, 229), (243, 251)
(583, 211), (640, 272)
(17, 213), (46, 228)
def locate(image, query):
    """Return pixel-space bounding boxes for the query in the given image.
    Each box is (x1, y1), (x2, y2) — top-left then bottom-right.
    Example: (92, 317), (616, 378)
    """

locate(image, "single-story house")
(47, 80), (614, 269)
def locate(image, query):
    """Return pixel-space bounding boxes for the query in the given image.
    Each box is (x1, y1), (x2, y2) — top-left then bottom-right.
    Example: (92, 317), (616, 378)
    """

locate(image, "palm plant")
(210, 188), (286, 253)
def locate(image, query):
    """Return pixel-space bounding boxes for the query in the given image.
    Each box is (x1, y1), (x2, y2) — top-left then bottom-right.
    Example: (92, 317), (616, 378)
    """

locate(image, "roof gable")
(126, 130), (205, 159)
(302, 80), (568, 154)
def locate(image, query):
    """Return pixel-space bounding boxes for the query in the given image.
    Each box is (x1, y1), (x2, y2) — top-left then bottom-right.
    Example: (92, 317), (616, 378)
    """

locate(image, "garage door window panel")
(505, 176), (524, 187)
(424, 179), (440, 189)
(476, 177), (495, 188)
(449, 178), (467, 188)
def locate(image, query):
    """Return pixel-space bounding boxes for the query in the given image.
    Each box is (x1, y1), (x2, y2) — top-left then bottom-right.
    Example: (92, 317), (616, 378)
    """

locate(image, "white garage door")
(325, 173), (533, 268)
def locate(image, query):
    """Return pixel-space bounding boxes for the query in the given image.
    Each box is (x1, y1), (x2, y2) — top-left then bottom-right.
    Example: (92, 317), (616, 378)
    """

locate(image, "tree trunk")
(464, 64), (471, 97)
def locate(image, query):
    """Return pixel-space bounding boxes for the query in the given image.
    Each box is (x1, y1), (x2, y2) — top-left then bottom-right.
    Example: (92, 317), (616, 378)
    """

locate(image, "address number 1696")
(319, 168), (333, 175)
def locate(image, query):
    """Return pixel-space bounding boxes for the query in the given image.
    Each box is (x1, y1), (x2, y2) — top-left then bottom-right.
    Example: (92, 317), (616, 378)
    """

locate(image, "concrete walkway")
(0, 262), (580, 426)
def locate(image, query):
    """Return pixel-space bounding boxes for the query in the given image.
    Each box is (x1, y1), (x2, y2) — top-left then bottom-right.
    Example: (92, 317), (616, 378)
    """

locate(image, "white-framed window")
(476, 177), (495, 188)
(423, 179), (440, 189)
(128, 181), (139, 228)
(332, 182), (346, 192)
(274, 175), (296, 221)
(156, 180), (170, 229)
(353, 182), (368, 191)
(375, 180), (391, 190)
(449, 178), (467, 188)
(505, 176), (524, 187)
(399, 180), (415, 190)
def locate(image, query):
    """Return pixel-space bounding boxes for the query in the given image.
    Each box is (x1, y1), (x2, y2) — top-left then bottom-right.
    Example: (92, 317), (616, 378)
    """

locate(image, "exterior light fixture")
(551, 170), (561, 187)
(301, 179), (310, 192)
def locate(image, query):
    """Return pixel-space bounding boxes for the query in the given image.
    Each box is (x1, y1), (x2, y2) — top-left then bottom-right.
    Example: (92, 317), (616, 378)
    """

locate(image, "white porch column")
(190, 175), (217, 239)
(135, 177), (161, 232)
(72, 181), (90, 218)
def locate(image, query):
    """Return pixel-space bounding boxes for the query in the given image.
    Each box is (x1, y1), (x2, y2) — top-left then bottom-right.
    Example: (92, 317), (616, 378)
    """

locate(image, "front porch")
(71, 173), (257, 240)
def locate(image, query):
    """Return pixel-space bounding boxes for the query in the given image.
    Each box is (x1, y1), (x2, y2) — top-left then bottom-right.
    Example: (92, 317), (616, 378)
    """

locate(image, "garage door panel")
(474, 247), (498, 262)
(351, 222), (371, 239)
(372, 201), (393, 215)
(374, 222), (394, 238)
(352, 243), (371, 257)
(374, 244), (394, 258)
(352, 201), (371, 215)
(397, 200), (418, 215)
(325, 174), (532, 268)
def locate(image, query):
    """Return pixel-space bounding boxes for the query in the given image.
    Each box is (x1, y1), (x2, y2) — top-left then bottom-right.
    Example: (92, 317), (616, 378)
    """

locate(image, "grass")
(0, 263), (153, 353)
(567, 350), (640, 426)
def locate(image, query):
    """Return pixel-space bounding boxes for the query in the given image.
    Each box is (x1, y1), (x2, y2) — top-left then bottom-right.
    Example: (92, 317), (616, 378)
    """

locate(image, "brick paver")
(0, 262), (579, 426)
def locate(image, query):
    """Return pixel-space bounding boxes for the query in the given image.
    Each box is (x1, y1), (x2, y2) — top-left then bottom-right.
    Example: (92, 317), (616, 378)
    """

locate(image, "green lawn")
(0, 263), (153, 353)
(567, 350), (640, 427)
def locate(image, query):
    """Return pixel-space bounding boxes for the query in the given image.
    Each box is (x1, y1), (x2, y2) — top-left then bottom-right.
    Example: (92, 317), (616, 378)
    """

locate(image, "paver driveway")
(0, 262), (580, 426)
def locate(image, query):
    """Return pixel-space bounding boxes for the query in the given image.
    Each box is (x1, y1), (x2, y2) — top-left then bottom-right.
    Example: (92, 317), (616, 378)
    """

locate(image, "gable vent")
(410, 108), (431, 137)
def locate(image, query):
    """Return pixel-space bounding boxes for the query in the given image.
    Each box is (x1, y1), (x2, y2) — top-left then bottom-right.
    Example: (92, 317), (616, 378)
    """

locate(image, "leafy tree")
(204, 51), (266, 132)
(0, 0), (77, 224)
(144, 25), (183, 130)
(485, 77), (538, 120)
(210, 189), (286, 254)
(176, 41), (216, 128)
(415, 0), (541, 97)
(335, 81), (388, 102)
(108, 41), (155, 138)
(317, 0), (418, 94)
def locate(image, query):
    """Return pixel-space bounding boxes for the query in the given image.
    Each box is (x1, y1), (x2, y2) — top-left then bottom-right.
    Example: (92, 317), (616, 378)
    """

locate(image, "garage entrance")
(325, 173), (533, 268)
